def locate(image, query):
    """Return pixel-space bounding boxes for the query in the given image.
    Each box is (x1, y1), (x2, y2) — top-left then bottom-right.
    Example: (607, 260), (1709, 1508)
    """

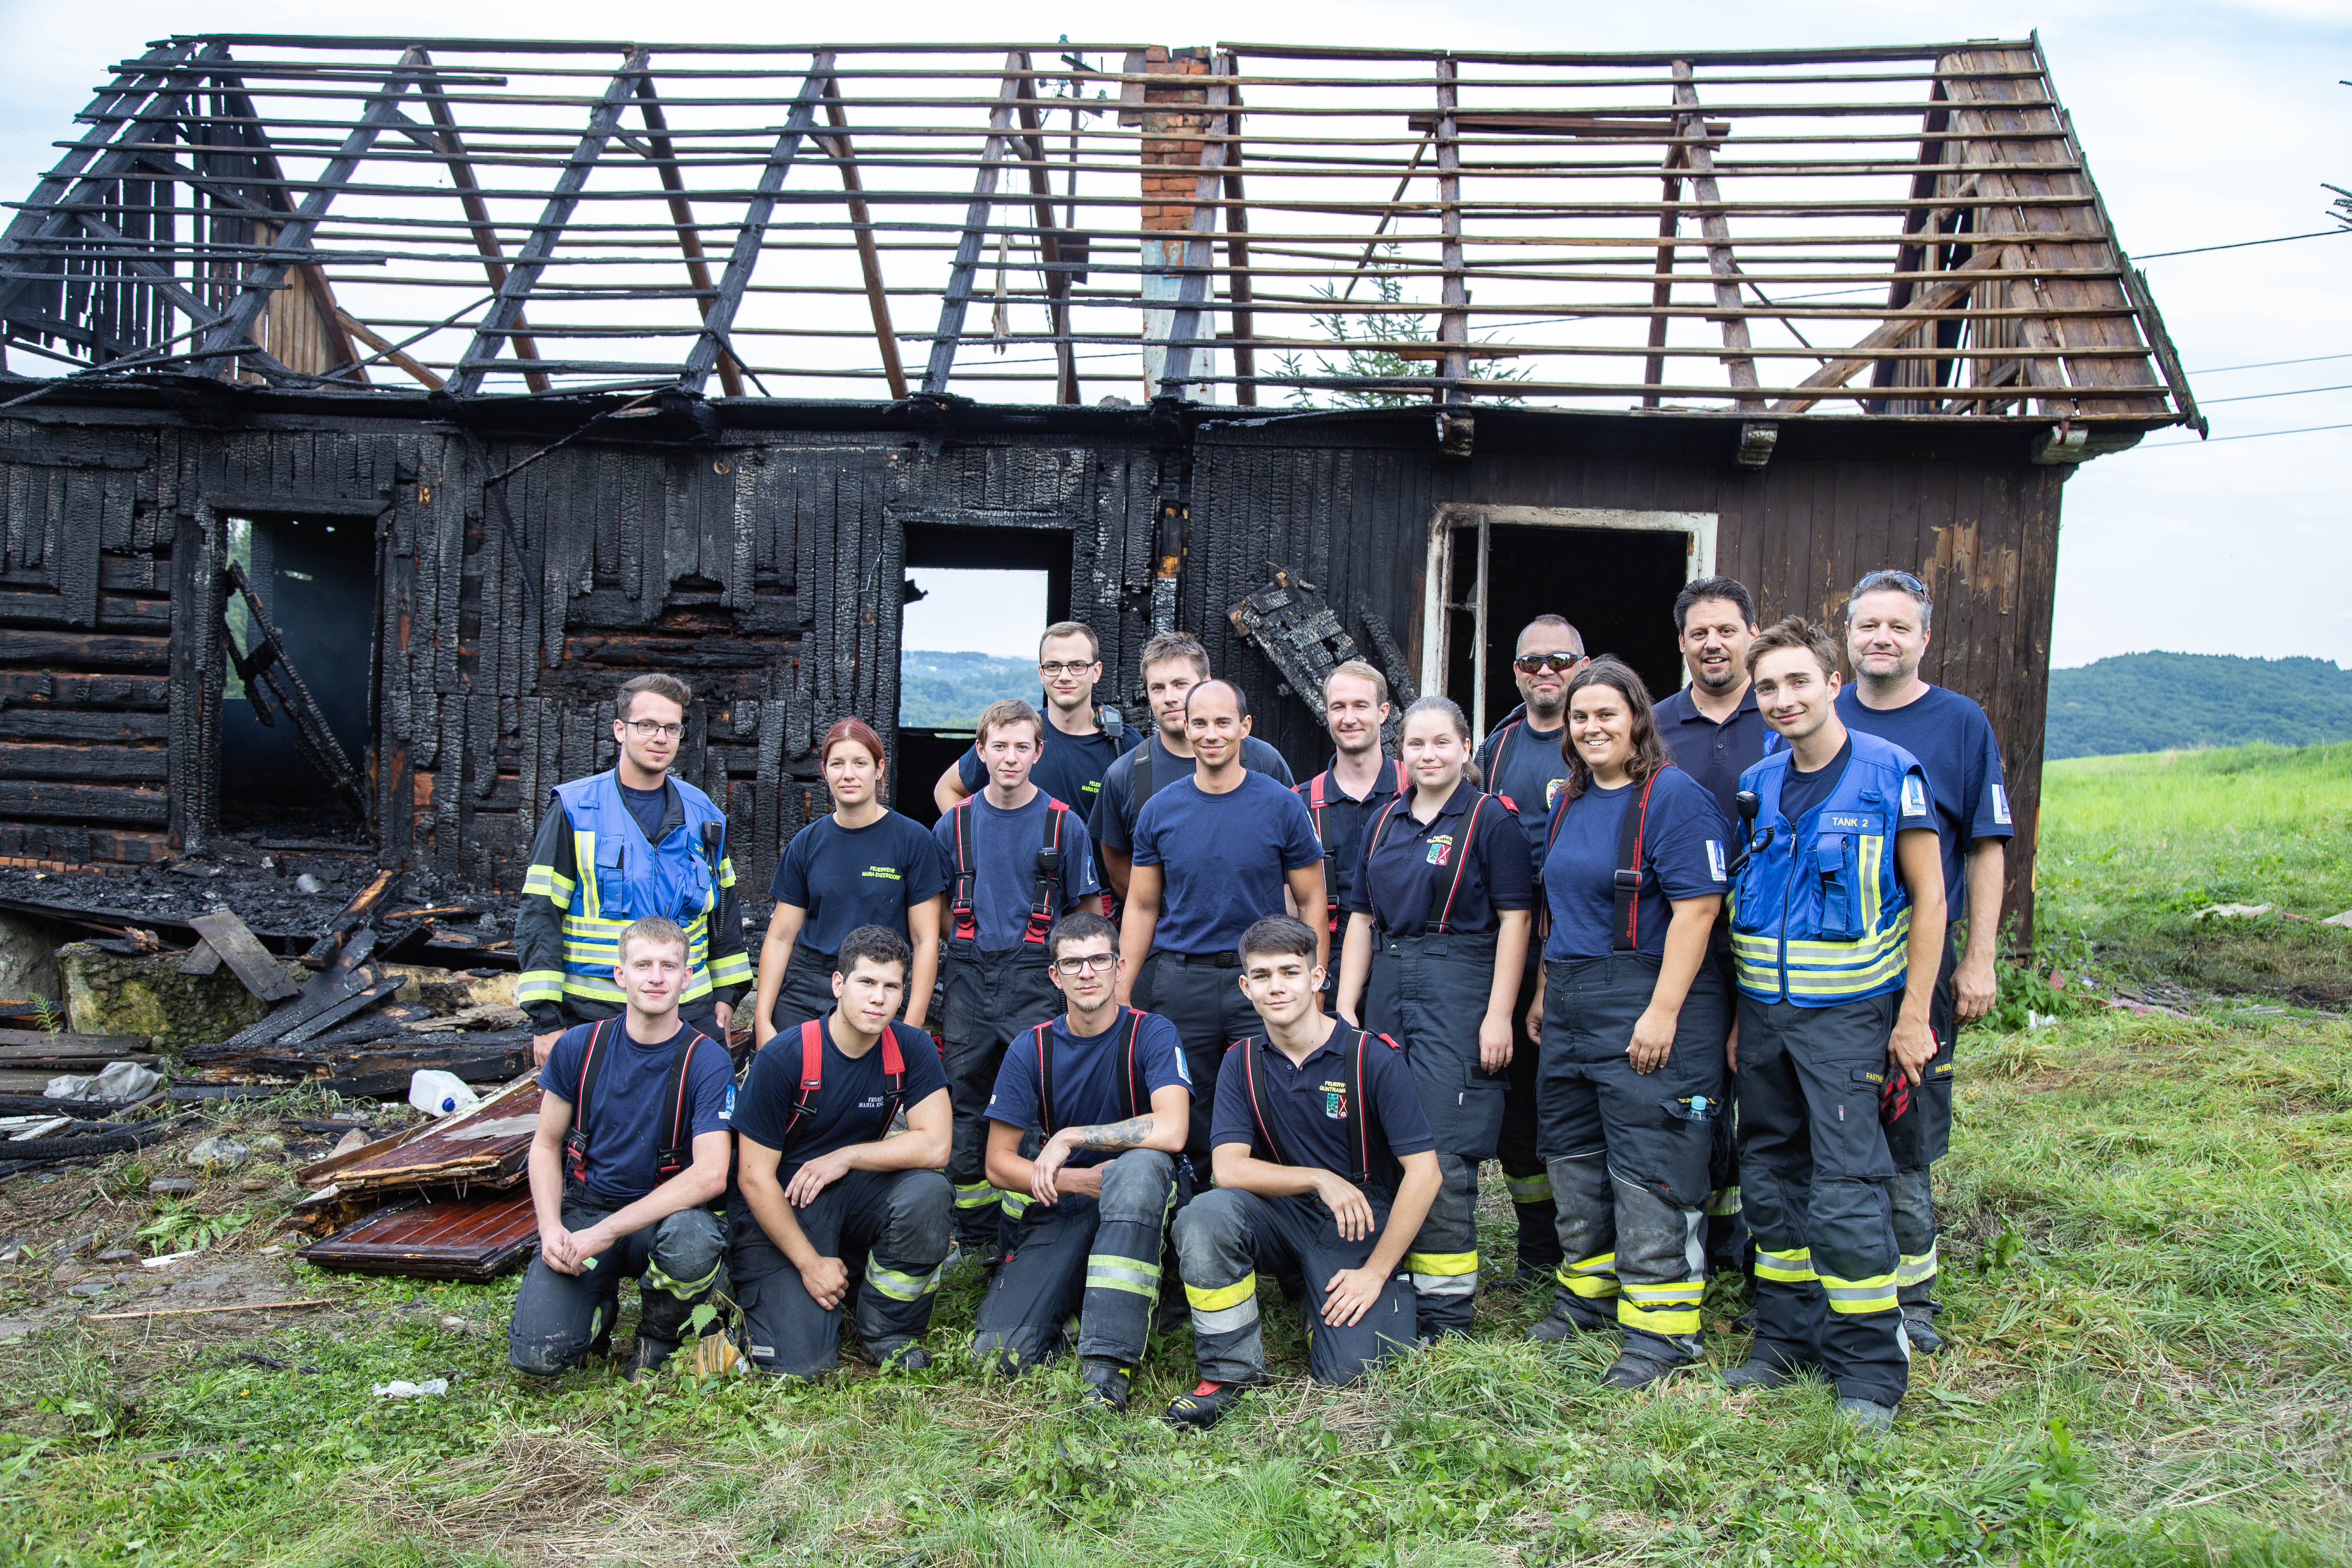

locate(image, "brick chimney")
(1125, 46), (1216, 399)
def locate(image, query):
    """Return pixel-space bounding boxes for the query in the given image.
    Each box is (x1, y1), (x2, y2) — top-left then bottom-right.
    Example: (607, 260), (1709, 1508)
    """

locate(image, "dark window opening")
(1448, 524), (1689, 734)
(220, 514), (378, 834)
(893, 523), (1072, 830)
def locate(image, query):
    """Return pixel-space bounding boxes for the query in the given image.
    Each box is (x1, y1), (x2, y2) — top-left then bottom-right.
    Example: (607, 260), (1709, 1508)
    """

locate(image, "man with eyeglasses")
(1831, 568), (2013, 1356)
(934, 621), (1129, 845)
(1472, 614), (1586, 1289)
(970, 912), (1191, 1412)
(517, 674), (752, 1067)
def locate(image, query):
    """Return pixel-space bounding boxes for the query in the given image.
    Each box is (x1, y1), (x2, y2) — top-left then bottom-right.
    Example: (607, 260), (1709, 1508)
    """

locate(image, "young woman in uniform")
(752, 717), (951, 1046)
(1525, 657), (1733, 1387)
(1333, 695), (1532, 1339)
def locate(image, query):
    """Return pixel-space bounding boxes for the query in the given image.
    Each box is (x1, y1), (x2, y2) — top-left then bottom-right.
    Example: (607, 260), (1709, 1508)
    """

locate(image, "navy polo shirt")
(1473, 710), (1572, 877)
(1347, 783), (1532, 936)
(983, 1006), (1191, 1169)
(1297, 757), (1400, 920)
(1130, 770), (1324, 956)
(1541, 767), (1731, 962)
(732, 1018), (949, 1180)
(1090, 732), (1296, 854)
(933, 791), (1100, 950)
(539, 1020), (734, 1207)
(955, 713), (1126, 830)
(1654, 684), (1770, 828)
(1207, 1025), (1434, 1196)
(1834, 686), (2012, 922)
(768, 811), (952, 956)
(616, 781), (670, 848)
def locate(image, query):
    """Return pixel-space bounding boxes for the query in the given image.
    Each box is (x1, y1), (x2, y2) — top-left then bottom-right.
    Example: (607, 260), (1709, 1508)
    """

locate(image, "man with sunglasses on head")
(1472, 615), (1586, 1289)
(934, 621), (1129, 839)
(518, 674), (751, 1068)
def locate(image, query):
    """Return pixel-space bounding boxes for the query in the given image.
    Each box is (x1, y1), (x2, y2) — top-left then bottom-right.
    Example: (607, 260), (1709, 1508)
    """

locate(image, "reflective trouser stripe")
(952, 1181), (998, 1211)
(1896, 1246), (1937, 1287)
(1084, 1255), (1161, 1299)
(1755, 1246), (1817, 1284)
(998, 1190), (1033, 1220)
(1706, 1185), (1743, 1217)
(1617, 1280), (1703, 1338)
(1556, 1251), (1620, 1299)
(866, 1254), (944, 1302)
(1504, 1172), (1553, 1205)
(1820, 1272), (1898, 1314)
(1406, 1250), (1479, 1298)
(1185, 1271), (1260, 1332)
(643, 1253), (721, 1299)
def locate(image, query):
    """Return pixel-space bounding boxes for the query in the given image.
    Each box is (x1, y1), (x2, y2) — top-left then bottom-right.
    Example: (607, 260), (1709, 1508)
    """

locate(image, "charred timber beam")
(0, 744), (168, 782)
(1434, 58), (1467, 402)
(199, 48), (428, 377)
(332, 306), (443, 389)
(452, 48), (647, 395)
(677, 57), (829, 397)
(208, 70), (369, 386)
(820, 84), (909, 401)
(411, 52), (546, 391)
(1012, 55), (1080, 405)
(922, 56), (1026, 397)
(0, 782), (169, 826)
(633, 74), (742, 398)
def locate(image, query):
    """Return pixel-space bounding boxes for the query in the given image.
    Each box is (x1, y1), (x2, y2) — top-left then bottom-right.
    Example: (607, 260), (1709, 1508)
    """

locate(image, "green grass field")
(2, 743), (2348, 1567)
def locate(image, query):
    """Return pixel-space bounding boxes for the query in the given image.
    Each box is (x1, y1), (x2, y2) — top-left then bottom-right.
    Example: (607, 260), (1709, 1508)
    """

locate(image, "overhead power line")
(2188, 351), (2352, 374)
(2142, 421), (2352, 447)
(2136, 229), (2351, 260)
(2202, 383), (2352, 404)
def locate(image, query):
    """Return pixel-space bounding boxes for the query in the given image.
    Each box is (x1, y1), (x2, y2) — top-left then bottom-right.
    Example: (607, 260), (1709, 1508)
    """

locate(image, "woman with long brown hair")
(1523, 657), (1733, 1387)
(752, 717), (949, 1043)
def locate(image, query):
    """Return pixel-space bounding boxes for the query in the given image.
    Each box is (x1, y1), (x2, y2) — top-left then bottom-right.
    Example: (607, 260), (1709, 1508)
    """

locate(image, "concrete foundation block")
(59, 942), (296, 1048)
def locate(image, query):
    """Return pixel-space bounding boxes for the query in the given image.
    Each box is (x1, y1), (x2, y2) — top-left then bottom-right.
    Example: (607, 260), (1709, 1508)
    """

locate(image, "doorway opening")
(220, 513), (378, 834)
(1424, 505), (1713, 742)
(895, 522), (1072, 829)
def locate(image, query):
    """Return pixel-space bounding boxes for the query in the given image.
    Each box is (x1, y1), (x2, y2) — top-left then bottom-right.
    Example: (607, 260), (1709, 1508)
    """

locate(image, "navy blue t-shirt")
(1090, 732), (1296, 854)
(955, 715), (1127, 830)
(983, 1005), (1191, 1169)
(1474, 711), (1572, 877)
(1654, 685), (1770, 829)
(732, 1017), (949, 1179)
(1348, 783), (1531, 936)
(539, 1018), (734, 1207)
(617, 781), (670, 849)
(1298, 758), (1399, 924)
(1834, 686), (2012, 921)
(1131, 770), (1325, 956)
(768, 811), (952, 956)
(933, 790), (1101, 950)
(1542, 767), (1731, 961)
(1207, 1025), (1435, 1196)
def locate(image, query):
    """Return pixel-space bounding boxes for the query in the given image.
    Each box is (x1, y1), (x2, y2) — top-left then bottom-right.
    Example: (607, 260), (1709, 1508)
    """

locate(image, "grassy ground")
(2, 743), (2348, 1566)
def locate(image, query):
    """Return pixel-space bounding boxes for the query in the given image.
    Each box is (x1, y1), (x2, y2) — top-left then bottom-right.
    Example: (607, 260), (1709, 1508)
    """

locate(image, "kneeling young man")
(509, 917), (734, 1381)
(1727, 618), (1945, 1434)
(1165, 916), (1441, 1427)
(971, 912), (1191, 1410)
(729, 925), (956, 1376)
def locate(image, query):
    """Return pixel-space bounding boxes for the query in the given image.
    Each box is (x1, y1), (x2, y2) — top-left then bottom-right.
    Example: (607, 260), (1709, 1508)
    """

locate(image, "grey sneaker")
(1837, 1396), (1897, 1435)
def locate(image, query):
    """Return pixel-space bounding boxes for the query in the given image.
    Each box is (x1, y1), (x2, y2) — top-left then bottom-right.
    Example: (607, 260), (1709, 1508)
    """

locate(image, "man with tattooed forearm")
(968, 911), (1193, 1412)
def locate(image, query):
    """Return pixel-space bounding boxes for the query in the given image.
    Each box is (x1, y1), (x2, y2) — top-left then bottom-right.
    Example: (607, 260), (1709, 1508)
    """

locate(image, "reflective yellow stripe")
(1504, 1172), (1553, 1204)
(864, 1255), (943, 1302)
(952, 1181), (997, 1211)
(522, 866), (574, 906)
(1706, 1185), (1742, 1217)
(998, 1189), (1033, 1218)
(1084, 1256), (1161, 1297)
(1556, 1252), (1620, 1299)
(1185, 1273), (1256, 1314)
(516, 970), (567, 1004)
(1896, 1246), (1937, 1287)
(717, 855), (738, 890)
(1820, 1271), (1897, 1314)
(1404, 1250), (1479, 1278)
(706, 950), (753, 987)
(573, 831), (600, 918)
(1755, 1246), (1816, 1284)
(643, 1254), (721, 1299)
(1616, 1281), (1703, 1336)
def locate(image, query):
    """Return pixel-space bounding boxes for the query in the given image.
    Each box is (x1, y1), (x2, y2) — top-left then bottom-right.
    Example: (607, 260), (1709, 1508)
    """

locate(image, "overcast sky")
(2, 0), (2343, 668)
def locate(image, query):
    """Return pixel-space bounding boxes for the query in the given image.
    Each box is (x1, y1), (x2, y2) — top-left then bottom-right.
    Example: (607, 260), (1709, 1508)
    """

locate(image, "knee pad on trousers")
(1172, 1189), (1252, 1278)
(1096, 1148), (1176, 1223)
(645, 1208), (726, 1300)
(888, 1171), (958, 1264)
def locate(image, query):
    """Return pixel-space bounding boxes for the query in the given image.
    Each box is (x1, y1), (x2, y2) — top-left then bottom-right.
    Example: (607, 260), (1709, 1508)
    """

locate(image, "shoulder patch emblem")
(1991, 783), (2011, 826)
(1900, 775), (1927, 818)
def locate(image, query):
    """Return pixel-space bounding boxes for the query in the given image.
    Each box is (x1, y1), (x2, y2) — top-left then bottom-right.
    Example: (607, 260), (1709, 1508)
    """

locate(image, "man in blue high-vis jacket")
(1724, 617), (1945, 1435)
(517, 674), (753, 1066)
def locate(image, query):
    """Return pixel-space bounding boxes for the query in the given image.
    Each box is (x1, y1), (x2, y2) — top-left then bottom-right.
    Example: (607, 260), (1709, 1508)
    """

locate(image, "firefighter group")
(506, 568), (2012, 1436)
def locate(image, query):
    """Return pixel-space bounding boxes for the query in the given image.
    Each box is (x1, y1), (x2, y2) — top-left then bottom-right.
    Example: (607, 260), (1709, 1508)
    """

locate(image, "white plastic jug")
(408, 1069), (481, 1119)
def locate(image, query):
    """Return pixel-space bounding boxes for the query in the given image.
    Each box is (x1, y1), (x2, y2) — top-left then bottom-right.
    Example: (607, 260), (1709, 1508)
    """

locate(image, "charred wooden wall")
(0, 393), (2066, 937)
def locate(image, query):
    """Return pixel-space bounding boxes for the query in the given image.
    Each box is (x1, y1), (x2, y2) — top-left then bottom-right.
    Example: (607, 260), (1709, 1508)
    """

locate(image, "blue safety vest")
(520, 769), (744, 1012)
(1728, 732), (1925, 1007)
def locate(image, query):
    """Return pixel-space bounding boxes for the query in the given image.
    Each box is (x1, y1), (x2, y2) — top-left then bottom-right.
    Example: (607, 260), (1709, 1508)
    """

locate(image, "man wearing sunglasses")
(971, 912), (1191, 1412)
(1472, 615), (1586, 1289)
(517, 674), (751, 1068)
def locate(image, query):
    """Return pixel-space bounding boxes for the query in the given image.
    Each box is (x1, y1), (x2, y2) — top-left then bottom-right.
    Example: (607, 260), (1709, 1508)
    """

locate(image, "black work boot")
(1079, 1357), (1131, 1413)
(1601, 1354), (1684, 1390)
(1164, 1379), (1253, 1430)
(623, 1336), (677, 1383)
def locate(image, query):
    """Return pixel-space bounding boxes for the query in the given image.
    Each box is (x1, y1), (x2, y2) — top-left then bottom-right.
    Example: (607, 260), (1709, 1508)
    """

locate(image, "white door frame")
(1419, 503), (1720, 741)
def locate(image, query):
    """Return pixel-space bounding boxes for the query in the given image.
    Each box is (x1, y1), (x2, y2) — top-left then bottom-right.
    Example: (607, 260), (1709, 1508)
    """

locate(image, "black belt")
(1166, 949), (1243, 968)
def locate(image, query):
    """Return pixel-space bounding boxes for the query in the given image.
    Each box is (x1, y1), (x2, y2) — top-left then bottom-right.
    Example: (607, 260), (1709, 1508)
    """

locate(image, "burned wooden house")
(0, 34), (2199, 934)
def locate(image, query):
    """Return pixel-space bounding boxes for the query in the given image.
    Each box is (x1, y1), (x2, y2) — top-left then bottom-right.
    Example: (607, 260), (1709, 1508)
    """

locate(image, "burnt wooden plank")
(300, 1189), (536, 1281)
(187, 910), (304, 1002)
(0, 742), (168, 781)
(0, 629), (171, 671)
(0, 781), (168, 825)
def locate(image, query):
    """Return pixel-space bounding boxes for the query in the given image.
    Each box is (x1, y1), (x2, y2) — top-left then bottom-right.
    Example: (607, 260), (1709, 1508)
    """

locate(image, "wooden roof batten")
(0, 33), (2196, 432)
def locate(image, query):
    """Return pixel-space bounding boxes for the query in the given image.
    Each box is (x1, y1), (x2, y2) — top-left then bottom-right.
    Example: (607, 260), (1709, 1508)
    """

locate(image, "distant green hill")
(899, 649), (1038, 731)
(2045, 652), (2352, 759)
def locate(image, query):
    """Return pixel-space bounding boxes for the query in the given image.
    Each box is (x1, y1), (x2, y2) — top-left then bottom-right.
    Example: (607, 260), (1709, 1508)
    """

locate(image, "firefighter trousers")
(1135, 950), (1261, 1171)
(507, 1188), (724, 1376)
(1882, 942), (1959, 1317)
(940, 942), (1063, 1246)
(1498, 957), (1561, 1276)
(1536, 954), (1727, 1368)
(1735, 992), (1910, 1408)
(1362, 929), (1506, 1338)
(766, 943), (839, 1039)
(1173, 1186), (1418, 1386)
(971, 1148), (1182, 1372)
(728, 1167), (954, 1378)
